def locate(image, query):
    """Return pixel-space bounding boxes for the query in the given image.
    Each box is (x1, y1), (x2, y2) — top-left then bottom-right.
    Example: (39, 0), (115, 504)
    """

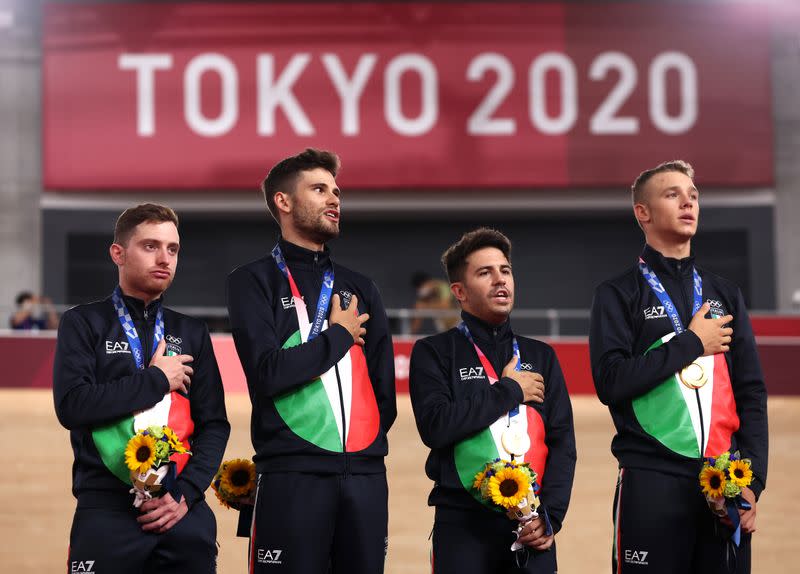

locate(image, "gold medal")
(501, 427), (530, 457)
(679, 360), (709, 389)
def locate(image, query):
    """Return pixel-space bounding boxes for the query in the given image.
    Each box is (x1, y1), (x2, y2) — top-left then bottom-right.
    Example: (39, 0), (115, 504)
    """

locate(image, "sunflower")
(125, 433), (157, 474)
(487, 467), (530, 509)
(700, 466), (727, 498)
(220, 459), (256, 497)
(472, 468), (488, 490)
(163, 427), (188, 454)
(727, 460), (753, 488)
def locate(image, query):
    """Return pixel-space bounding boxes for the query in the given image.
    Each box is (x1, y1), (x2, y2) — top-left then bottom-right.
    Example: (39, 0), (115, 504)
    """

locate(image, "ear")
(109, 243), (125, 266)
(273, 191), (292, 217)
(633, 202), (651, 227)
(450, 282), (467, 303)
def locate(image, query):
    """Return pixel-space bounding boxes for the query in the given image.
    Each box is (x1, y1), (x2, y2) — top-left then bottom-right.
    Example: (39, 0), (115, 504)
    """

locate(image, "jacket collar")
(460, 310), (513, 344)
(117, 289), (163, 320)
(641, 243), (695, 279)
(278, 236), (332, 270)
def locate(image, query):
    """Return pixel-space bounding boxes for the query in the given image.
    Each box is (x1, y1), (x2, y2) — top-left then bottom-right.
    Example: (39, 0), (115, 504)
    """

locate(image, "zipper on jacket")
(334, 363), (350, 474)
(694, 389), (706, 460)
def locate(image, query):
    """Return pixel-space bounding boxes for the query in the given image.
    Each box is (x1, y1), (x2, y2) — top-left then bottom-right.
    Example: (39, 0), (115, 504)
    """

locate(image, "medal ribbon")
(458, 322), (521, 419)
(272, 243), (334, 342)
(112, 285), (164, 369)
(638, 257), (702, 335)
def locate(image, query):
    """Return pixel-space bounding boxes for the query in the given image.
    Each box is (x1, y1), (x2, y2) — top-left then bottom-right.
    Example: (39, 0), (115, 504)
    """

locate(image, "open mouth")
(491, 289), (511, 302)
(324, 209), (340, 222)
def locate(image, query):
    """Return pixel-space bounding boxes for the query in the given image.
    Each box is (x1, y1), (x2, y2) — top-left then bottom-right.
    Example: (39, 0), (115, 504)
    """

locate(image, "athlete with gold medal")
(590, 161), (768, 574)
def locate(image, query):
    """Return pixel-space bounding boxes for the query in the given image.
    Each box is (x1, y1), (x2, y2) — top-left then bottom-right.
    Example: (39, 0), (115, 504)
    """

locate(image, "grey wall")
(0, 3), (41, 327)
(773, 9), (800, 310)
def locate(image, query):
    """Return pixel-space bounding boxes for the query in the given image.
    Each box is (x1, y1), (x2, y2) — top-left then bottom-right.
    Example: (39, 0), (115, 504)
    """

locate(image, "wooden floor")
(2, 390), (796, 573)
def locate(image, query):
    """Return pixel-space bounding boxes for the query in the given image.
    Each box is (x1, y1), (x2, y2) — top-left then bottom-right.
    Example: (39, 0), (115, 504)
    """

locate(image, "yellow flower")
(472, 469), (487, 490)
(125, 433), (157, 474)
(220, 459), (256, 497)
(728, 460), (753, 488)
(163, 427), (188, 454)
(700, 466), (727, 498)
(487, 467), (530, 509)
(210, 477), (231, 509)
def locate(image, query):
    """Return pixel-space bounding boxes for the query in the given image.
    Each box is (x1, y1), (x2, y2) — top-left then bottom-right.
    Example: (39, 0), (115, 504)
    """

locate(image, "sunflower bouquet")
(472, 458), (551, 551)
(211, 458), (257, 510)
(124, 425), (190, 507)
(699, 451), (753, 546)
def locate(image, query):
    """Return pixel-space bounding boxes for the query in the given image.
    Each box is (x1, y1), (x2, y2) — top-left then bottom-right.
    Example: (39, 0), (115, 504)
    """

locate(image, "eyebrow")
(475, 263), (512, 272)
(138, 238), (180, 248)
(663, 185), (699, 194)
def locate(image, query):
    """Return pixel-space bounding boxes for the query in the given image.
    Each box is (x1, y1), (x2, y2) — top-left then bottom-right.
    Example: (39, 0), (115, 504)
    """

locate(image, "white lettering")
(384, 54), (438, 136)
(257, 54), (314, 136)
(118, 53), (173, 136)
(321, 53), (377, 136)
(184, 53), (239, 137)
(466, 53), (516, 135)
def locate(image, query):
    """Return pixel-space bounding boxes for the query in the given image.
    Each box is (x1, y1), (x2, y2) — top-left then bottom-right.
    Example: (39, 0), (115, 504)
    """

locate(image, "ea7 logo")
(624, 550), (649, 565)
(280, 296), (296, 310)
(105, 341), (130, 354)
(257, 549), (283, 564)
(643, 306), (666, 320)
(459, 366), (485, 381)
(71, 561), (95, 573)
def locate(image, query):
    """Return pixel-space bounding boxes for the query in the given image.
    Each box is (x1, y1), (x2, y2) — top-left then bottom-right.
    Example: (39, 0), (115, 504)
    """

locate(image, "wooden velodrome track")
(2, 390), (796, 573)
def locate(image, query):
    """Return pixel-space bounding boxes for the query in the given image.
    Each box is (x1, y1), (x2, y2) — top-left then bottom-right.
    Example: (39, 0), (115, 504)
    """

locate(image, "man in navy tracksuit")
(410, 228), (576, 573)
(227, 148), (396, 574)
(590, 161), (768, 573)
(54, 204), (230, 573)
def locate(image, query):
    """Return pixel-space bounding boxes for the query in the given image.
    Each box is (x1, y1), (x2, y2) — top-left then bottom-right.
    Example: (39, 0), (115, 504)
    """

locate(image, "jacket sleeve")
(539, 348), (577, 535)
(409, 338), (524, 450)
(176, 325), (231, 507)
(363, 280), (397, 433)
(226, 266), (354, 401)
(589, 281), (704, 406)
(53, 309), (170, 430)
(728, 288), (768, 498)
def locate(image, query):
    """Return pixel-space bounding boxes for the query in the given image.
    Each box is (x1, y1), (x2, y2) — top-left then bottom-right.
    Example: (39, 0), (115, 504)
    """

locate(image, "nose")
(328, 192), (340, 208)
(156, 247), (171, 265)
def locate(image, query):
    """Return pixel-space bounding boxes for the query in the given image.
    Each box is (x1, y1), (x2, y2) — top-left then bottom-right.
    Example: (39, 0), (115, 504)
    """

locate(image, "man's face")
(637, 170), (699, 241)
(112, 221), (179, 299)
(286, 168), (341, 244)
(452, 247), (514, 325)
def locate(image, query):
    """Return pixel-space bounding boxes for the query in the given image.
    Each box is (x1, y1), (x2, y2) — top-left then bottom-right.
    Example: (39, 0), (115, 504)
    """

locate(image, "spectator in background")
(10, 291), (59, 330)
(410, 271), (459, 334)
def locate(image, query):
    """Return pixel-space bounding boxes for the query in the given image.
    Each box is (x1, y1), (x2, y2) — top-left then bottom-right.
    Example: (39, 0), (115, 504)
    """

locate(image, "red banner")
(43, 3), (772, 190)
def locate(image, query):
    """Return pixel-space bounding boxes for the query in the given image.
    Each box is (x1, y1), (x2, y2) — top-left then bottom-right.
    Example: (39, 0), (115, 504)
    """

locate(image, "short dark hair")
(261, 148), (340, 221)
(114, 203), (179, 245)
(15, 291), (33, 307)
(631, 160), (695, 205)
(441, 228), (512, 284)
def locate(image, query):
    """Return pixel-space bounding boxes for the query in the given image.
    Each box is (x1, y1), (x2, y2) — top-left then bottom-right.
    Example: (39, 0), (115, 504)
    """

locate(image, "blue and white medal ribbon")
(112, 285), (164, 369)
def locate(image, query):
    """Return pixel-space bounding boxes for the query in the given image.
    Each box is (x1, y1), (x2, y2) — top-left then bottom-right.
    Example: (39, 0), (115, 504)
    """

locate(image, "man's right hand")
(501, 356), (545, 404)
(688, 302), (734, 356)
(149, 339), (194, 394)
(330, 294), (369, 346)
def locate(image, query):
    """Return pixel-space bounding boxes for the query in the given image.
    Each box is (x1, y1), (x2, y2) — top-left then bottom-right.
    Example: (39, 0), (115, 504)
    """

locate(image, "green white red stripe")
(632, 333), (739, 458)
(453, 347), (548, 507)
(92, 391), (194, 484)
(273, 293), (379, 452)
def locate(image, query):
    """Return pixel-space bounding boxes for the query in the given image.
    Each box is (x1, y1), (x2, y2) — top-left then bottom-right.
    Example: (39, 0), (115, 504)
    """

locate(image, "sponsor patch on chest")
(105, 340), (131, 354)
(643, 305), (667, 320)
(459, 366), (485, 381)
